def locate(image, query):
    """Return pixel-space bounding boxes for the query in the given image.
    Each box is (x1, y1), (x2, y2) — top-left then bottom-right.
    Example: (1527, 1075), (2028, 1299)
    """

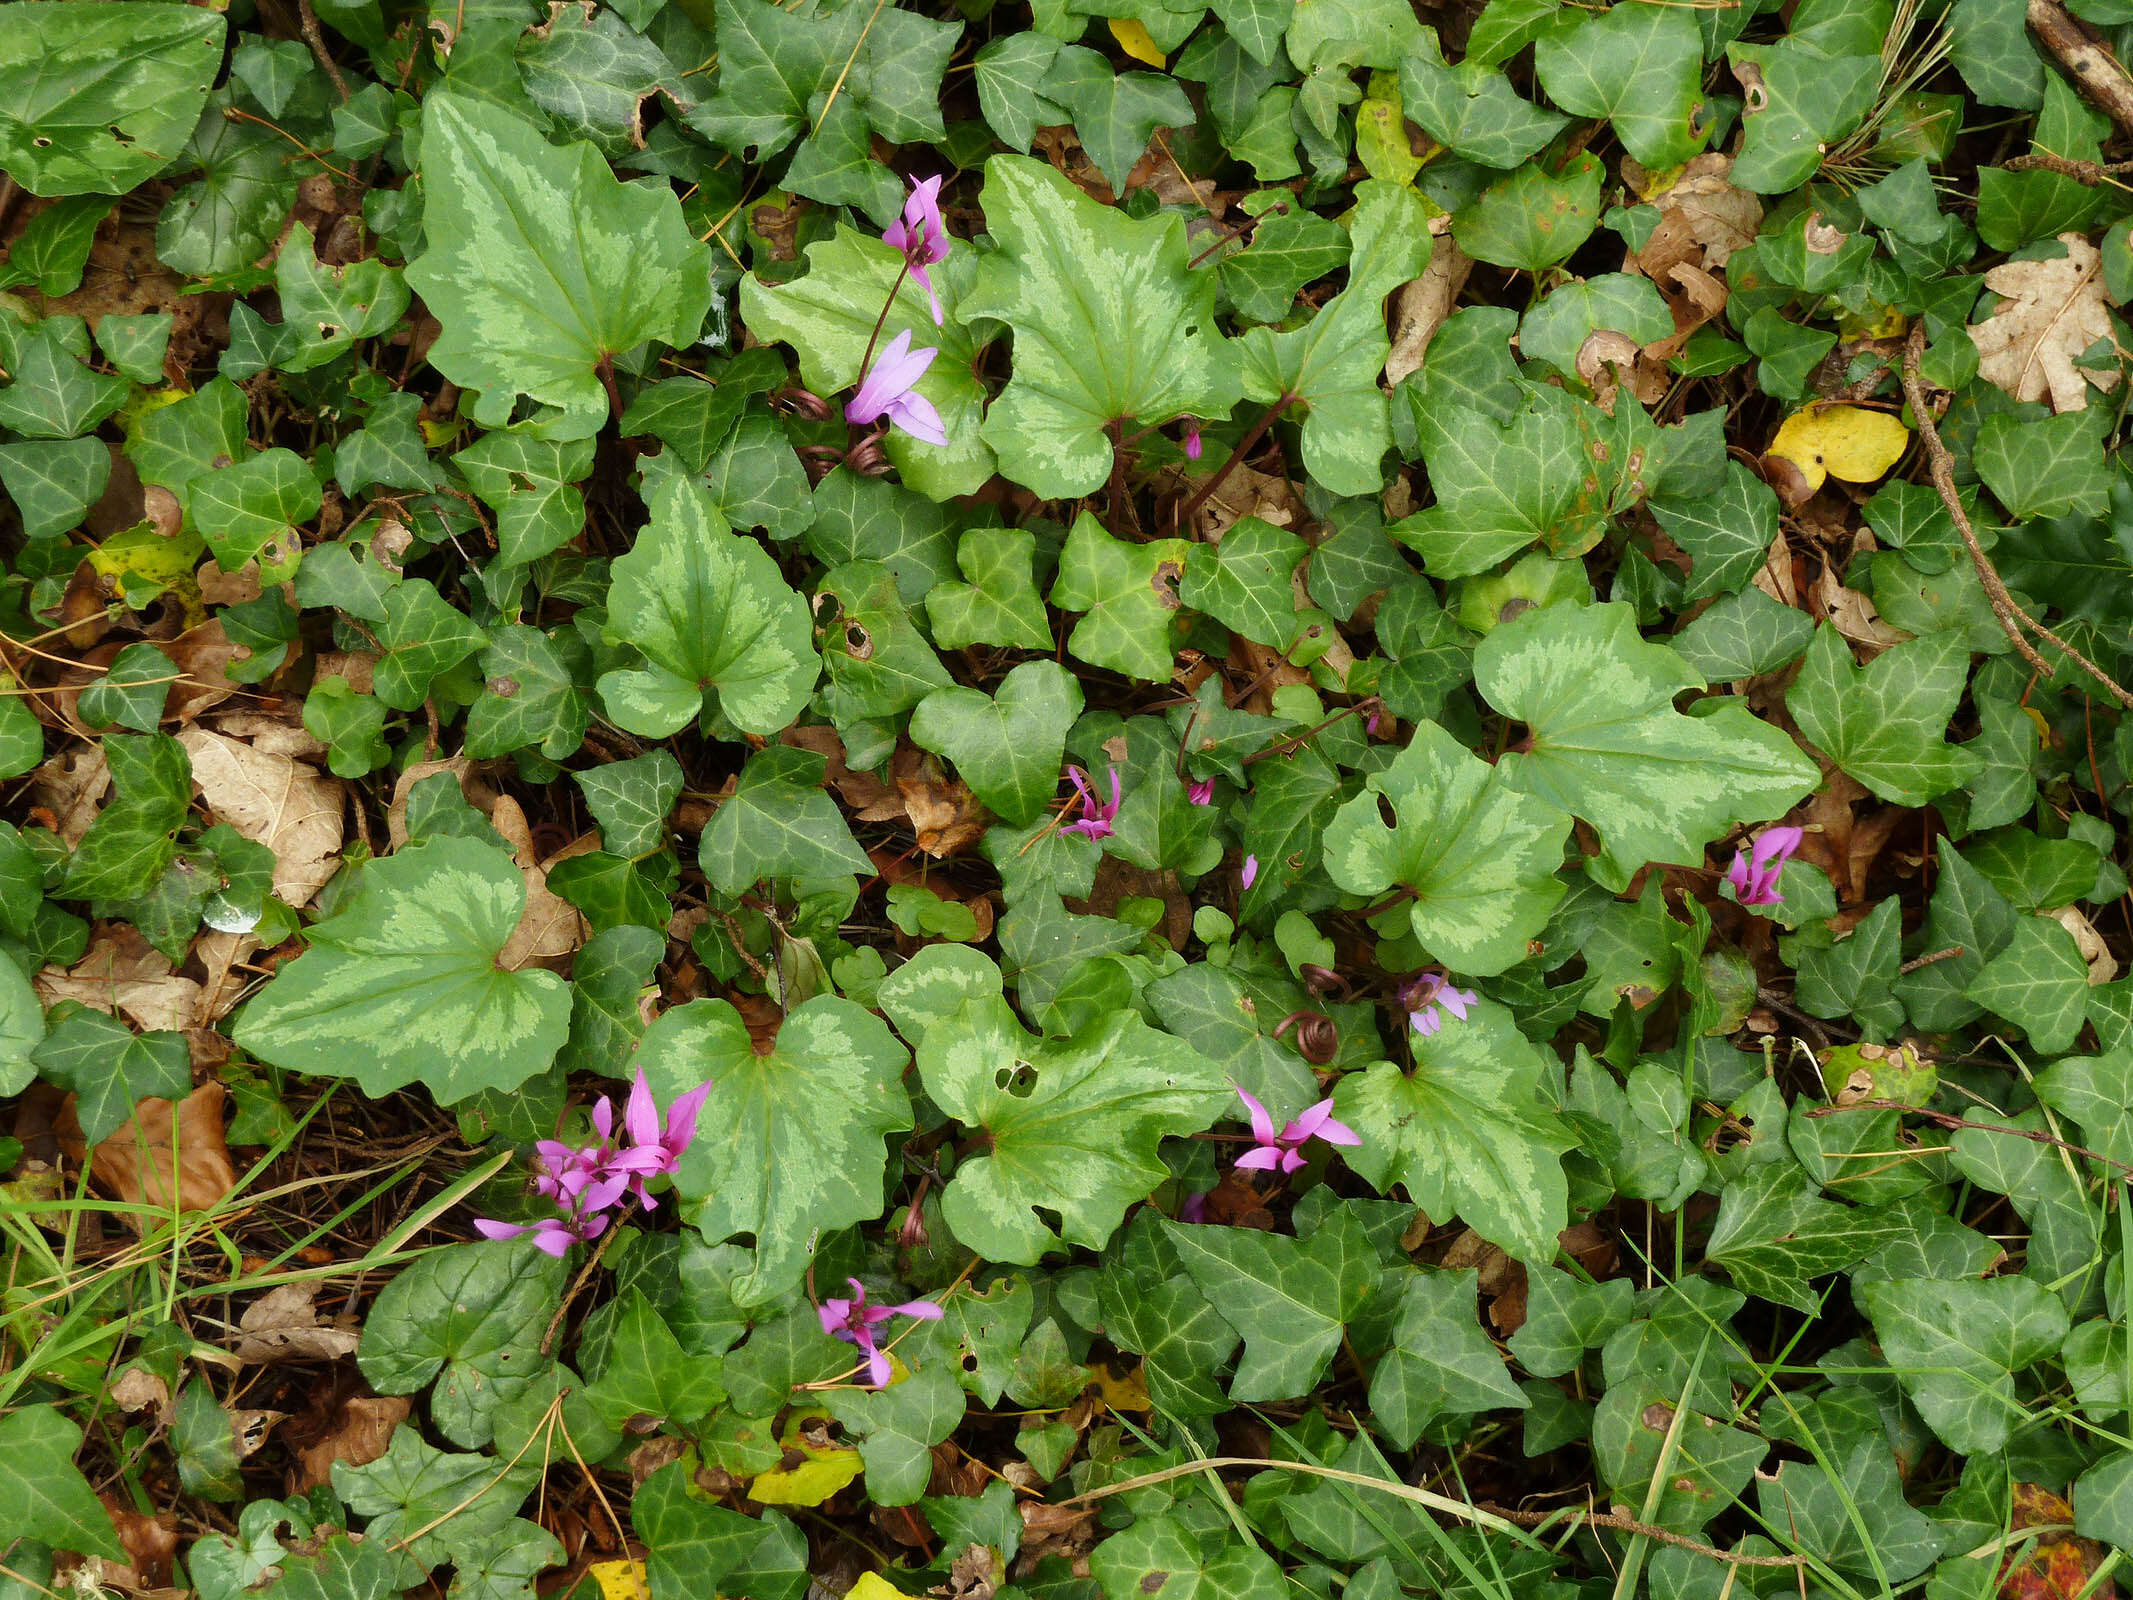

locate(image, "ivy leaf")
(1975, 409), (2114, 521)
(1787, 625), (1986, 805)
(973, 32), (1066, 152)
(1856, 1276), (2071, 1455)
(575, 751), (682, 862)
(373, 579), (490, 712)
(1334, 998), (1572, 1261)
(597, 475), (816, 739)
(187, 448), (320, 574)
(635, 995), (913, 1306)
(682, 0), (859, 159)
(1177, 517), (1306, 649)
(1323, 720), (1571, 977)
(1218, 199), (1351, 324)
(1519, 274), (1675, 382)
(1451, 152), (1603, 272)
(0, 437), (110, 541)
(1043, 46), (1196, 198)
(0, 319), (130, 440)
(515, 4), (672, 151)
(32, 1003), (191, 1146)
(333, 1427), (540, 1575)
(1240, 181), (1428, 495)
(1479, 602), (1819, 889)
(584, 1290), (726, 1430)
(926, 527), (1053, 651)
(1397, 26), (1570, 169)
(815, 561), (953, 725)
(825, 1363), (967, 1507)
(1050, 511), (1191, 682)
(452, 431), (596, 570)
(910, 662), (1083, 828)
(464, 626), (591, 762)
(1533, 3), (1706, 168)
(1508, 1264), (1635, 1378)
(405, 94), (711, 429)
(1726, 37), (1881, 193)
(62, 731), (191, 903)
(1651, 461), (1780, 602)
(1144, 961), (1323, 1126)
(1703, 1165), (1907, 1312)
(1965, 916), (2092, 1053)
(741, 227), (994, 499)
(1163, 1207), (1376, 1400)
(920, 994), (1230, 1264)
(803, 470), (955, 608)
(0, 2), (225, 197)
(958, 154), (1241, 499)
(1368, 1269), (1530, 1447)
(0, 1406), (123, 1561)
(698, 746), (872, 893)
(274, 223), (411, 373)
(234, 837), (573, 1103)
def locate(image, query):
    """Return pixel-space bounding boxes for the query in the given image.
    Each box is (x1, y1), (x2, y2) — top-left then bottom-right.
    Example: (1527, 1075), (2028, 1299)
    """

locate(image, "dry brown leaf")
(88, 1083), (238, 1220)
(194, 930), (263, 1024)
(32, 741), (109, 845)
(211, 709), (330, 761)
(492, 793), (586, 969)
(110, 1367), (172, 1416)
(94, 1499), (177, 1589)
(385, 755), (493, 848)
(177, 727), (345, 907)
(1809, 566), (1909, 654)
(2048, 904), (2120, 984)
(1635, 153), (1761, 270)
(234, 1281), (364, 1364)
(1970, 233), (2121, 413)
(295, 1395), (411, 1491)
(38, 929), (205, 1032)
(1385, 225), (1472, 386)
(163, 618), (243, 723)
(895, 749), (989, 858)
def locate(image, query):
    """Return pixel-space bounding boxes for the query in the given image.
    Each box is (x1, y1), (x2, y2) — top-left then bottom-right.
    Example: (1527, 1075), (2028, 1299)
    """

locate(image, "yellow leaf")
(846, 1577), (911, 1600)
(588, 1561), (651, 1600)
(1355, 98), (1421, 187)
(748, 1447), (864, 1505)
(1108, 17), (1165, 66)
(1765, 405), (1910, 494)
(1096, 1361), (1150, 1413)
(88, 519), (208, 624)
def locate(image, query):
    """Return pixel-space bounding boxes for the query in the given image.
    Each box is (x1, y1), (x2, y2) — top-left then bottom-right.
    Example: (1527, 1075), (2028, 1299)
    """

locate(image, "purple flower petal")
(1314, 1114), (1361, 1147)
(1232, 1083), (1277, 1145)
(889, 1298), (944, 1322)
(885, 388), (948, 447)
(1233, 1146), (1283, 1172)
(820, 1298), (853, 1337)
(1289, 1098), (1336, 1140)
(625, 1070), (659, 1148)
(473, 1218), (527, 1242)
(1279, 1149), (1307, 1175)
(1241, 855), (1260, 890)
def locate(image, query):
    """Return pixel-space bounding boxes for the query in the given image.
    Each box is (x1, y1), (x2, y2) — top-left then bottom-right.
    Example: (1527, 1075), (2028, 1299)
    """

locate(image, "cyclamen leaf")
(234, 836), (573, 1103)
(920, 994), (1230, 1264)
(958, 155), (1241, 499)
(597, 474), (816, 739)
(1478, 602), (1819, 889)
(1323, 719), (1571, 977)
(405, 94), (711, 430)
(741, 228), (995, 499)
(634, 995), (914, 1306)
(1334, 997), (1573, 1261)
(0, 2), (225, 197)
(1239, 181), (1429, 496)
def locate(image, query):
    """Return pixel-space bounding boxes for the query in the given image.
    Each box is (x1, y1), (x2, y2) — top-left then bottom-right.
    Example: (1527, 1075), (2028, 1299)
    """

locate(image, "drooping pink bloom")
(1726, 825), (1803, 908)
(1184, 776), (1214, 805)
(1240, 854), (1260, 890)
(1178, 1191), (1210, 1223)
(884, 175), (949, 324)
(1402, 970), (1477, 1038)
(474, 1208), (609, 1258)
(1061, 765), (1121, 840)
(845, 329), (947, 446)
(1183, 420), (1203, 460)
(1231, 1084), (1360, 1175)
(819, 1277), (944, 1388)
(604, 1070), (712, 1210)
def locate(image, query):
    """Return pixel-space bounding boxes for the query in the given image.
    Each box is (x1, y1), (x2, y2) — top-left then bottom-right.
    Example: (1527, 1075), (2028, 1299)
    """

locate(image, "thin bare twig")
(1899, 323), (2133, 710)
(2002, 149), (2133, 184)
(294, 0), (351, 101)
(1807, 1099), (2133, 1176)
(2028, 0), (2133, 138)
(1897, 943), (1965, 974)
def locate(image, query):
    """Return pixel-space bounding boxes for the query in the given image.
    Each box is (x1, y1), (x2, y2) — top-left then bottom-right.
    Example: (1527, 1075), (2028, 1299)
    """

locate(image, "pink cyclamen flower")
(1183, 420), (1203, 461)
(883, 175), (949, 324)
(1178, 1191), (1210, 1223)
(845, 329), (947, 447)
(1061, 765), (1121, 840)
(1240, 855), (1260, 890)
(1231, 1084), (1360, 1175)
(1402, 971), (1477, 1038)
(604, 1069), (712, 1210)
(474, 1208), (609, 1259)
(1726, 825), (1803, 908)
(1185, 776), (1214, 805)
(819, 1278), (944, 1389)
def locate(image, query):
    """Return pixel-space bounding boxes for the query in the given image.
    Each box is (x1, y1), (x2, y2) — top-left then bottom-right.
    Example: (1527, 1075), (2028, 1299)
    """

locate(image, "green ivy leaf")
(958, 154), (1241, 499)
(453, 431), (596, 570)
(1177, 517), (1306, 649)
(596, 474), (816, 739)
(1651, 461), (1780, 602)
(1857, 1275), (2071, 1455)
(1240, 181), (1428, 495)
(1398, 26), (1570, 169)
(921, 994), (1230, 1264)
(1218, 197), (1351, 324)
(0, 1406), (123, 1561)
(825, 1362), (967, 1507)
(1452, 151), (1603, 272)
(464, 626), (591, 761)
(926, 526), (1054, 651)
(516, 4), (673, 151)
(1788, 625), (1986, 805)
(1163, 1207), (1376, 1400)
(1519, 273), (1674, 382)
(1965, 915), (2092, 1053)
(1533, 3), (1706, 168)
(803, 469), (956, 608)
(1479, 602), (1819, 889)
(0, 319), (130, 440)
(1324, 720), (1570, 976)
(1703, 1164), (1907, 1311)
(62, 731), (191, 903)
(235, 836), (573, 1103)
(1050, 511), (1191, 682)
(1368, 1268), (1530, 1447)
(187, 448), (320, 574)
(698, 746), (872, 893)
(0, 437), (110, 541)
(1334, 997), (1572, 1261)
(910, 661), (1083, 828)
(405, 94), (711, 429)
(585, 1289), (726, 1429)
(373, 579), (489, 712)
(274, 223), (411, 373)
(333, 1426), (539, 1575)
(31, 1002), (190, 1146)
(1726, 36), (1881, 193)
(635, 994), (913, 1306)
(0, 2), (225, 197)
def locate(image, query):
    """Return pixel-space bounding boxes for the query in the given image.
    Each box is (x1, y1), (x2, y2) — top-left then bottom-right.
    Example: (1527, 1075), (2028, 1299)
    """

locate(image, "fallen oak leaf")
(233, 1281), (363, 1364)
(1969, 233), (2121, 413)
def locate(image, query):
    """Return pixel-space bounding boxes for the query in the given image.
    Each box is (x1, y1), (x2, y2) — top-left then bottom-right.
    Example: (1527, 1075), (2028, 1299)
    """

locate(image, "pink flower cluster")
(820, 1278), (943, 1388)
(475, 1071), (709, 1257)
